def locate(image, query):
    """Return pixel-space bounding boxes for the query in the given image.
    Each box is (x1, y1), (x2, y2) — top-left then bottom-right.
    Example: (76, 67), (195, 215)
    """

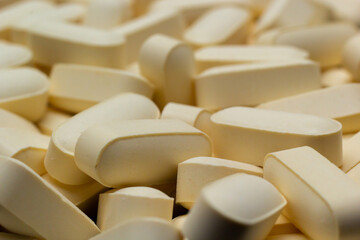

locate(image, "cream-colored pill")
(171, 215), (187, 231)
(183, 174), (286, 240)
(343, 34), (360, 81)
(266, 234), (309, 240)
(113, 11), (185, 64)
(196, 59), (320, 110)
(264, 146), (360, 240)
(0, 109), (40, 133)
(27, 21), (126, 68)
(0, 41), (32, 68)
(316, 0), (360, 25)
(91, 217), (182, 240)
(0, 68), (48, 122)
(195, 45), (309, 72)
(342, 131), (360, 172)
(257, 23), (357, 68)
(0, 156), (99, 239)
(75, 119), (212, 187)
(84, 0), (132, 29)
(321, 68), (353, 87)
(42, 174), (107, 213)
(0, 232), (36, 240)
(258, 83), (360, 133)
(97, 187), (174, 231)
(184, 7), (251, 47)
(0, 128), (49, 175)
(255, 0), (328, 33)
(176, 156), (263, 209)
(139, 34), (195, 108)
(49, 64), (154, 113)
(269, 215), (299, 235)
(45, 93), (160, 185)
(37, 108), (71, 136)
(211, 107), (342, 166)
(161, 102), (211, 136)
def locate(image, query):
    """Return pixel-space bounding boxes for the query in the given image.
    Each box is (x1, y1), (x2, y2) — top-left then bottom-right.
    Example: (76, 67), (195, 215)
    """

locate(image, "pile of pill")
(1, 0), (360, 239)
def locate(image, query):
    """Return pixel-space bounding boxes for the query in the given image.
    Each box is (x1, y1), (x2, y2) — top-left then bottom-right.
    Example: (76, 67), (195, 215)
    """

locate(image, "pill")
(75, 119), (212, 187)
(0, 232), (36, 240)
(321, 68), (354, 87)
(97, 187), (173, 230)
(0, 41), (32, 68)
(139, 34), (195, 108)
(161, 102), (211, 136)
(316, 0), (360, 25)
(183, 174), (286, 240)
(195, 45), (309, 72)
(113, 10), (185, 64)
(196, 59), (320, 110)
(37, 108), (71, 136)
(49, 64), (154, 113)
(0, 128), (49, 175)
(0, 156), (100, 239)
(255, 0), (329, 33)
(0, 109), (40, 133)
(27, 21), (126, 68)
(45, 93), (160, 185)
(343, 34), (360, 81)
(269, 215), (299, 235)
(211, 107), (342, 166)
(176, 156), (263, 209)
(342, 131), (360, 172)
(264, 146), (360, 240)
(90, 217), (182, 240)
(0, 67), (48, 122)
(266, 233), (309, 240)
(171, 215), (187, 231)
(256, 23), (357, 67)
(184, 7), (251, 47)
(258, 83), (360, 133)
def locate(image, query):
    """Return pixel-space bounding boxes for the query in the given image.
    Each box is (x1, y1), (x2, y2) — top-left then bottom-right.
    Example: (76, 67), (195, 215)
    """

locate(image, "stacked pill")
(0, 0), (360, 239)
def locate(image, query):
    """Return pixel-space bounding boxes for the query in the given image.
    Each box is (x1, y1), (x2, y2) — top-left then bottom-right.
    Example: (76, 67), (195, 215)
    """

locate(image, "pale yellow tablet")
(45, 93), (160, 185)
(0, 41), (32, 68)
(171, 215), (187, 231)
(49, 64), (154, 113)
(75, 119), (212, 187)
(316, 0), (360, 25)
(183, 174), (286, 240)
(0, 109), (40, 133)
(264, 146), (360, 240)
(343, 34), (360, 81)
(269, 215), (299, 235)
(37, 108), (72, 136)
(321, 68), (353, 87)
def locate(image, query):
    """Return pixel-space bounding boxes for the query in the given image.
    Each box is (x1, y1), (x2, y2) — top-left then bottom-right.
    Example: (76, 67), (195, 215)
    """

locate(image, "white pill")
(0, 41), (32, 68)
(343, 34), (360, 81)
(0, 109), (40, 133)
(37, 108), (72, 136)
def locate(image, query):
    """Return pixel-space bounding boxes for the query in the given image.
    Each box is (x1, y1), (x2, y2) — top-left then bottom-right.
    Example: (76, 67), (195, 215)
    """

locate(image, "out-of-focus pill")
(258, 83), (360, 133)
(211, 107), (342, 166)
(196, 59), (320, 110)
(113, 11), (185, 64)
(171, 215), (187, 231)
(0, 41), (32, 68)
(27, 22), (126, 68)
(343, 34), (360, 81)
(266, 234), (309, 240)
(264, 146), (360, 240)
(139, 34), (195, 108)
(75, 119), (212, 187)
(0, 232), (36, 240)
(269, 215), (299, 235)
(184, 7), (251, 47)
(45, 94), (160, 185)
(90, 217), (182, 240)
(321, 68), (353, 87)
(195, 45), (309, 72)
(0, 68), (48, 122)
(183, 174), (286, 240)
(49, 64), (154, 113)
(316, 0), (360, 25)
(0, 109), (40, 133)
(342, 131), (360, 172)
(97, 187), (174, 230)
(257, 23), (357, 67)
(0, 156), (100, 239)
(37, 108), (71, 136)
(255, 0), (328, 33)
(176, 156), (263, 209)
(0, 128), (49, 175)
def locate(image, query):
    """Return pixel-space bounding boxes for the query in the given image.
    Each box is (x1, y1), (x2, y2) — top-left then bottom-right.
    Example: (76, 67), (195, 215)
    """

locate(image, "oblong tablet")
(0, 109), (40, 133)
(321, 68), (353, 87)
(28, 21), (126, 68)
(195, 45), (309, 72)
(258, 83), (360, 133)
(49, 64), (154, 113)
(0, 156), (100, 239)
(264, 146), (360, 240)
(211, 107), (342, 166)
(139, 34), (195, 108)
(90, 217), (181, 240)
(75, 119), (212, 187)
(184, 6), (251, 47)
(176, 156), (263, 209)
(0, 68), (49, 122)
(257, 23), (357, 67)
(342, 131), (360, 172)
(0, 41), (32, 68)
(97, 187), (174, 230)
(343, 34), (360, 81)
(45, 93), (160, 185)
(269, 215), (299, 235)
(183, 174), (286, 240)
(195, 59), (320, 110)
(37, 108), (71, 136)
